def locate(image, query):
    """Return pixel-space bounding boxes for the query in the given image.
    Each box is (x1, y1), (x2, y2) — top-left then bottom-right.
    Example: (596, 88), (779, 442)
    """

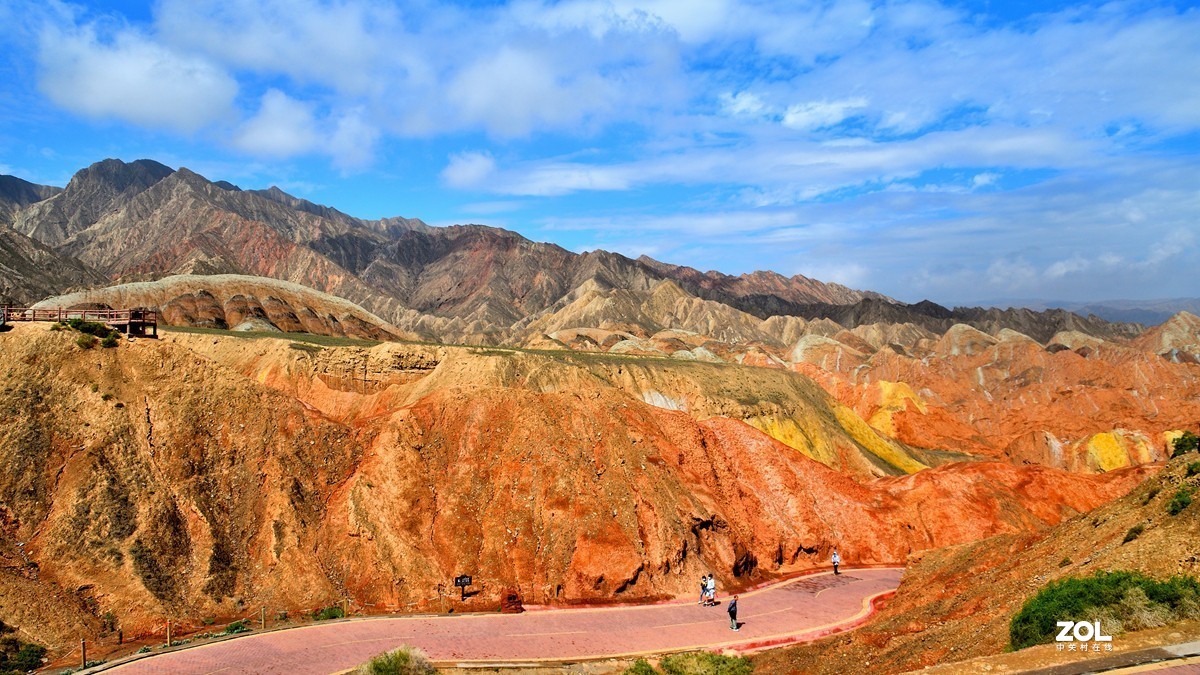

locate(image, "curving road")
(105, 568), (901, 674)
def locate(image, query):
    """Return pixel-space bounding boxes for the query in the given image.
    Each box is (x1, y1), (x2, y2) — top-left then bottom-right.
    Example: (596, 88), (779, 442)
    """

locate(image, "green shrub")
(1059, 556), (1073, 567)
(1174, 431), (1200, 457)
(224, 620), (249, 634)
(659, 652), (753, 675)
(354, 645), (434, 675)
(67, 318), (115, 338)
(0, 623), (48, 672)
(313, 606), (345, 621)
(289, 342), (323, 353)
(76, 334), (97, 349)
(101, 334), (120, 348)
(1187, 462), (1200, 478)
(1123, 524), (1145, 543)
(1009, 571), (1200, 650)
(626, 659), (658, 675)
(136, 646), (152, 654)
(1168, 488), (1194, 516)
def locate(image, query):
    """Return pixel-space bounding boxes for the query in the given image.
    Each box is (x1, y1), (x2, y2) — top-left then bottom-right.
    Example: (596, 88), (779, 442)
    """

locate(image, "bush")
(1168, 488), (1194, 516)
(76, 334), (98, 349)
(67, 318), (115, 338)
(1009, 571), (1200, 650)
(626, 659), (658, 675)
(354, 645), (434, 675)
(0, 623), (48, 672)
(1059, 557), (1073, 567)
(1123, 524), (1146, 543)
(313, 606), (345, 621)
(1174, 431), (1200, 457)
(1187, 462), (1200, 478)
(224, 620), (249, 634)
(659, 652), (753, 675)
(101, 334), (120, 348)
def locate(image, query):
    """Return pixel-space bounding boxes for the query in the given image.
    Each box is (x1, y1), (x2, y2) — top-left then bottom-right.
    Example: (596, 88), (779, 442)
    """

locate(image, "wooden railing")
(1, 307), (156, 324)
(0, 307), (158, 336)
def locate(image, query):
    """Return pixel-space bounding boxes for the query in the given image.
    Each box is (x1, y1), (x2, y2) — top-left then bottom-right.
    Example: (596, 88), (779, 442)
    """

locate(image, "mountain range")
(0, 159), (1146, 345)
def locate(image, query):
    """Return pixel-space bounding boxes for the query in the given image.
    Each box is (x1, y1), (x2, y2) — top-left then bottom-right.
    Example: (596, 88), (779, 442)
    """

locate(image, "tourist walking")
(705, 574), (716, 606)
(698, 575), (707, 604)
(728, 594), (739, 630)
(832, 549), (841, 575)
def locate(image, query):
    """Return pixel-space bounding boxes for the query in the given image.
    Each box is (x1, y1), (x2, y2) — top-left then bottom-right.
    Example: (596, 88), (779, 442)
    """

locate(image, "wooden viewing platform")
(0, 307), (158, 337)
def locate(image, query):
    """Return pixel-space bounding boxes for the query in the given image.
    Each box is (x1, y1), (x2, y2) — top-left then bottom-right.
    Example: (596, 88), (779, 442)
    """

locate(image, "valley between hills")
(1, 159), (1199, 673)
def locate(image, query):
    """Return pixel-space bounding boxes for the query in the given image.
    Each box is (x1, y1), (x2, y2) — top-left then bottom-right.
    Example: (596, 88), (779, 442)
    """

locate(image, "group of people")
(698, 574), (739, 630)
(696, 549), (842, 632)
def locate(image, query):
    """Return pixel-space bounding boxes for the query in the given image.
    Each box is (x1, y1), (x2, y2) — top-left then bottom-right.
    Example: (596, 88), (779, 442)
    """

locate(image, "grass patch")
(76, 333), (98, 349)
(1123, 524), (1146, 543)
(288, 342), (323, 353)
(224, 620), (249, 635)
(353, 645), (434, 675)
(161, 325), (381, 348)
(1168, 488), (1194, 516)
(1009, 570), (1200, 650)
(626, 659), (659, 675)
(658, 652), (753, 675)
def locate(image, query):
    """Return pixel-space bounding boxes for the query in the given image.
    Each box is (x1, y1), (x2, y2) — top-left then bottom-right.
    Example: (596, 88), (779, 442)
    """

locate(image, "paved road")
(106, 568), (901, 674)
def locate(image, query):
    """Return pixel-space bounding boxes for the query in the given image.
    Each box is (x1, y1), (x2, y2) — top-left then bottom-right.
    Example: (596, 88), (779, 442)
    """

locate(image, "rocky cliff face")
(0, 324), (1151, 650)
(33, 275), (410, 341)
(0, 176), (61, 225)
(0, 226), (104, 305)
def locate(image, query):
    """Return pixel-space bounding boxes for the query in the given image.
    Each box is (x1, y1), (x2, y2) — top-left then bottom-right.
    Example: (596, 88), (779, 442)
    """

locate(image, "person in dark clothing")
(727, 594), (739, 630)
(698, 576), (707, 604)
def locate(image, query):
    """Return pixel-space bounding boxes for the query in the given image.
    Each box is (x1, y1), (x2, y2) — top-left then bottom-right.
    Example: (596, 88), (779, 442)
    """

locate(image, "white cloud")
(782, 98), (869, 131)
(329, 110), (380, 170)
(720, 91), (770, 118)
(447, 47), (611, 138)
(441, 152), (497, 189)
(155, 0), (402, 96)
(232, 89), (319, 157)
(37, 22), (236, 133)
(1045, 256), (1091, 280)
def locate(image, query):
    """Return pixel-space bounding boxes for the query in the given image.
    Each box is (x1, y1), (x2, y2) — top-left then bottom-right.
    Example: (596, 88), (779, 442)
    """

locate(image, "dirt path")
(102, 568), (900, 674)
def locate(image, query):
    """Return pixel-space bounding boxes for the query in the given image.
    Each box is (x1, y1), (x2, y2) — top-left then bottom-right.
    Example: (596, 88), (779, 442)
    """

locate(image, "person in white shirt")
(832, 549), (841, 575)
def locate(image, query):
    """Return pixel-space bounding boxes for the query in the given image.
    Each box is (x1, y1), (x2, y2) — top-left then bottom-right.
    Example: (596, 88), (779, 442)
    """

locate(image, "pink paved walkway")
(106, 568), (900, 674)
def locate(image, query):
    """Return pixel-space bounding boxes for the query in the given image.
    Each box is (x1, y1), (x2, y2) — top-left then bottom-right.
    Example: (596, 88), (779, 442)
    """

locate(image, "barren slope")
(755, 451), (1199, 674)
(0, 324), (1150, 653)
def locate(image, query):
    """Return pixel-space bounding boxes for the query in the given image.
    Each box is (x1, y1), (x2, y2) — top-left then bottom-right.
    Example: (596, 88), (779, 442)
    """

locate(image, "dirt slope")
(755, 451), (1200, 674)
(0, 324), (1150, 653)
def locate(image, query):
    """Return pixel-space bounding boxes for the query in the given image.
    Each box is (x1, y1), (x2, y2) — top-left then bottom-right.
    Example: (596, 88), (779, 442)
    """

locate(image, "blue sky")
(1, 0), (1198, 305)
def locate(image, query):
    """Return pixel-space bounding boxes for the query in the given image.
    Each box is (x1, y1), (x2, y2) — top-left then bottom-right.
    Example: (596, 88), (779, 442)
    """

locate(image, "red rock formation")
(0, 324), (1152, 651)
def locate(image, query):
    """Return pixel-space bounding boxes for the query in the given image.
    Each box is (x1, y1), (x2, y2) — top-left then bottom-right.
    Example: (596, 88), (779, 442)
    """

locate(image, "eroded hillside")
(755, 449), (1200, 675)
(0, 324), (1152, 652)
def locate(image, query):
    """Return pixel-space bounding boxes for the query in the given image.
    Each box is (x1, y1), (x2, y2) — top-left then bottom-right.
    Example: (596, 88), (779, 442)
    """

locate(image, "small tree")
(1174, 431), (1200, 458)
